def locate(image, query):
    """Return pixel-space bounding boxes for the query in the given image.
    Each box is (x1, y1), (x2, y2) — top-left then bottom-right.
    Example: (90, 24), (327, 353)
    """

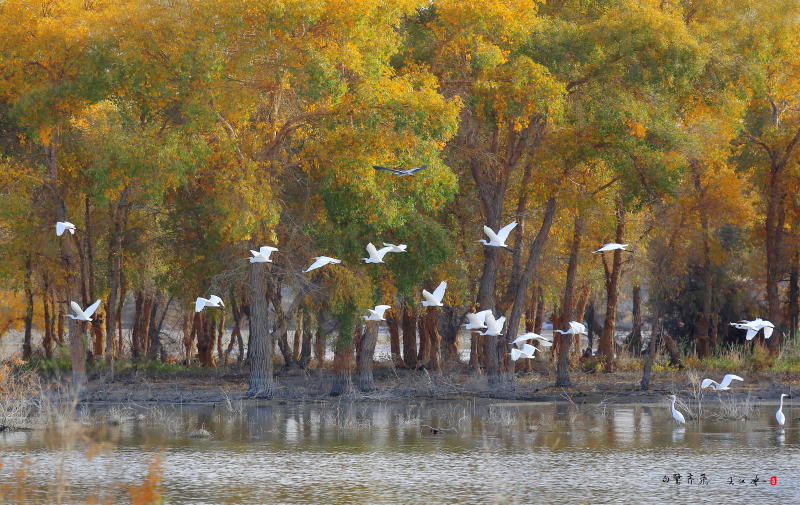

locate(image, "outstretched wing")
(495, 316), (506, 331)
(84, 299), (102, 319)
(304, 257), (326, 272)
(701, 378), (717, 389)
(56, 222), (66, 236)
(373, 165), (400, 175)
(763, 326), (774, 338)
(483, 225), (501, 244)
(720, 374), (744, 388)
(209, 295), (224, 306)
(70, 301), (87, 319)
(259, 246), (278, 259)
(373, 305), (392, 318)
(495, 221), (518, 242)
(510, 348), (522, 361)
(745, 328), (758, 340)
(521, 343), (538, 356)
(484, 312), (500, 334)
(195, 298), (207, 313)
(365, 243), (381, 261)
(431, 281), (447, 302)
(402, 164), (428, 175)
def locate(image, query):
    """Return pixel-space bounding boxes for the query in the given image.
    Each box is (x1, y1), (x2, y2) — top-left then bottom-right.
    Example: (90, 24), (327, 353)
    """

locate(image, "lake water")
(1, 399), (797, 504)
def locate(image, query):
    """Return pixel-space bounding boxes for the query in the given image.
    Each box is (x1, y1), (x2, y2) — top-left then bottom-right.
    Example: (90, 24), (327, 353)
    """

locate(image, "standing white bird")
(421, 281), (447, 307)
(479, 312), (506, 336)
(593, 243), (630, 254)
(56, 222), (76, 236)
(510, 332), (553, 347)
(68, 300), (102, 322)
(510, 343), (539, 361)
(195, 295), (224, 313)
(382, 243), (408, 253)
(363, 243), (393, 263)
(249, 246), (278, 263)
(479, 221), (517, 248)
(730, 318), (775, 340)
(701, 374), (744, 391)
(669, 394), (686, 425)
(776, 393), (788, 430)
(304, 256), (342, 273)
(463, 310), (492, 330)
(363, 305), (392, 321)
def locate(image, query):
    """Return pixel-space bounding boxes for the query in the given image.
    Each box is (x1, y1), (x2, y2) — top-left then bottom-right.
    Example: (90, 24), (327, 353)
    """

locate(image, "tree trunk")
(57, 308), (65, 347)
(215, 309), (225, 365)
(104, 186), (129, 375)
(628, 285), (642, 357)
(43, 279), (53, 358)
(91, 313), (104, 360)
(197, 311), (217, 367)
(693, 165), (713, 358)
(132, 291), (144, 358)
(554, 214), (582, 387)
(790, 252), (799, 341)
(438, 306), (461, 361)
(247, 261), (273, 397)
(402, 300), (417, 368)
(640, 312), (661, 390)
(226, 294), (243, 365)
(419, 306), (441, 372)
(116, 277), (125, 357)
(387, 308), (403, 366)
(417, 310), (431, 366)
(663, 335), (683, 367)
(140, 295), (154, 360)
(314, 316), (326, 366)
(492, 198), (557, 389)
(299, 309), (313, 369)
(293, 311), (302, 362)
(573, 285), (590, 360)
(183, 313), (193, 363)
(331, 339), (355, 396)
(598, 202), (625, 370)
(146, 297), (161, 361)
(22, 256), (33, 360)
(356, 321), (379, 391)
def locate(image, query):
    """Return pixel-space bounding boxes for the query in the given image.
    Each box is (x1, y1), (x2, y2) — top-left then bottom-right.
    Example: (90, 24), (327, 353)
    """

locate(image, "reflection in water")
(1, 400), (798, 504)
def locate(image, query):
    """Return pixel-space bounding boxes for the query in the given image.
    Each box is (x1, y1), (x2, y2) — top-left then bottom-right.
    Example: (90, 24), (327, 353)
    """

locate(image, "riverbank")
(37, 360), (796, 406)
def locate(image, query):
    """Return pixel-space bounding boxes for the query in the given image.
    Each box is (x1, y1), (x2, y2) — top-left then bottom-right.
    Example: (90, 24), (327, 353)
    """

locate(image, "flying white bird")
(777, 393), (789, 430)
(363, 243), (393, 263)
(463, 310), (492, 330)
(363, 305), (392, 321)
(510, 343), (539, 361)
(701, 374), (744, 391)
(382, 243), (408, 253)
(479, 221), (517, 248)
(479, 312), (506, 336)
(669, 394), (686, 425)
(593, 243), (630, 254)
(68, 299), (102, 322)
(730, 318), (774, 339)
(304, 256), (342, 273)
(249, 246), (278, 263)
(373, 164), (428, 177)
(554, 321), (587, 336)
(56, 222), (76, 236)
(421, 281), (447, 307)
(510, 332), (553, 347)
(195, 295), (224, 313)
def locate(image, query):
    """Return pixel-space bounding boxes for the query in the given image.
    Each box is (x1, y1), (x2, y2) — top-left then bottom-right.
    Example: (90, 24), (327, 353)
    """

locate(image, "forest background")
(2, 0), (800, 397)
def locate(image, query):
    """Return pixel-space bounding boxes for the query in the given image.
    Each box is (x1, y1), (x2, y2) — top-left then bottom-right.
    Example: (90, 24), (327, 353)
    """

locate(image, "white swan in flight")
(363, 243), (393, 263)
(593, 243), (630, 254)
(382, 243), (408, 253)
(421, 281), (447, 307)
(510, 332), (553, 347)
(701, 374), (744, 391)
(304, 256), (341, 273)
(195, 295), (224, 313)
(363, 305), (392, 321)
(56, 222), (76, 236)
(479, 312), (506, 336)
(463, 310), (492, 330)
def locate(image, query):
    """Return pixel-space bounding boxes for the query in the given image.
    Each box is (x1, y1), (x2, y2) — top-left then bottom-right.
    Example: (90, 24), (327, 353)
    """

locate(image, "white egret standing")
(363, 243), (392, 263)
(56, 222), (76, 236)
(363, 305), (392, 321)
(463, 310), (492, 330)
(249, 246), (278, 263)
(479, 221), (517, 248)
(701, 374), (744, 391)
(304, 256), (341, 273)
(776, 393), (788, 431)
(68, 300), (102, 322)
(510, 332), (553, 347)
(592, 243), (630, 254)
(669, 395), (686, 425)
(421, 281), (447, 307)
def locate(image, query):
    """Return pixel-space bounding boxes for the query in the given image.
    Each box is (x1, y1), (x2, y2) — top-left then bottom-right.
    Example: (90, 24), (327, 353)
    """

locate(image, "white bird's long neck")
(779, 395), (785, 412)
(671, 397), (676, 410)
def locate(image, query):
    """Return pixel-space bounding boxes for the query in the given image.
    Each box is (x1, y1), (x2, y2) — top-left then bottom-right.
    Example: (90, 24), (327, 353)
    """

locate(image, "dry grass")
(0, 363), (42, 431)
(713, 392), (759, 421)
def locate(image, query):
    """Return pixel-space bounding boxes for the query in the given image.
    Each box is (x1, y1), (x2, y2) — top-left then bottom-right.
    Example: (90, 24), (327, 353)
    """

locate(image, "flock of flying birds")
(55, 162), (790, 428)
